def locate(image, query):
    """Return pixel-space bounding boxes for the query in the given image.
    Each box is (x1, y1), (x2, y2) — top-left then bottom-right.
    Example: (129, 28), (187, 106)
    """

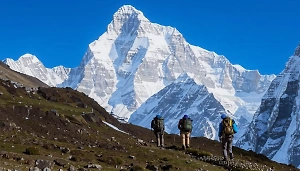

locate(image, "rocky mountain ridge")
(237, 44), (300, 168)
(3, 5), (276, 141)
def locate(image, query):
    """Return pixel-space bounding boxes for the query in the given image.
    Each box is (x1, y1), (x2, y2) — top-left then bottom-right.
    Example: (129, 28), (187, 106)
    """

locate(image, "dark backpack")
(152, 118), (164, 131)
(222, 118), (234, 135)
(182, 118), (192, 132)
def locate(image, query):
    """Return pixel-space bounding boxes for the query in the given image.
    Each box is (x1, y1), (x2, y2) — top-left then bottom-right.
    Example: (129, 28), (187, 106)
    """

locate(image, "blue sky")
(0, 0), (299, 75)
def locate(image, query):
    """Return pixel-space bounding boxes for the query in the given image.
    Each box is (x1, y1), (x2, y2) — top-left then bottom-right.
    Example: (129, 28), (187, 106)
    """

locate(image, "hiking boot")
(222, 157), (228, 161)
(186, 145), (190, 148)
(182, 145), (186, 150)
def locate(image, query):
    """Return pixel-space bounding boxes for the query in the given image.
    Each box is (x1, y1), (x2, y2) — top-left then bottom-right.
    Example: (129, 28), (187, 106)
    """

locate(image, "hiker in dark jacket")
(218, 114), (238, 161)
(151, 114), (165, 147)
(178, 115), (193, 150)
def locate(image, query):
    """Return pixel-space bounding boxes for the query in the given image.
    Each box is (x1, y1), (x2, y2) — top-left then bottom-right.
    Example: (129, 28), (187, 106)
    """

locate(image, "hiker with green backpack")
(218, 114), (238, 161)
(178, 115), (193, 150)
(151, 114), (165, 147)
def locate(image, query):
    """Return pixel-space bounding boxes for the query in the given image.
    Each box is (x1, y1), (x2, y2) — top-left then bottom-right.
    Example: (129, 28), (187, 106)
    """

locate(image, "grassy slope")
(0, 79), (299, 171)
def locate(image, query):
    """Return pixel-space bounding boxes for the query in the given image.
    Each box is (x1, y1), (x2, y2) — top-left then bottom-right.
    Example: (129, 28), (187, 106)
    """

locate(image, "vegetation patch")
(130, 165), (144, 171)
(98, 156), (124, 166)
(186, 148), (213, 157)
(24, 147), (39, 155)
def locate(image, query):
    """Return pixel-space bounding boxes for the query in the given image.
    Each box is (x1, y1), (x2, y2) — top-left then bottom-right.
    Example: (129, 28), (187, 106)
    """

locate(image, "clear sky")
(0, 0), (299, 75)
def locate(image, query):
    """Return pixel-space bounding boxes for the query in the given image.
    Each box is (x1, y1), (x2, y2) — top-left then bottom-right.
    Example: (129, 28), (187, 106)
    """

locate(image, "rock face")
(236, 45), (300, 168)
(3, 5), (275, 140)
(129, 73), (227, 139)
(294, 43), (300, 56)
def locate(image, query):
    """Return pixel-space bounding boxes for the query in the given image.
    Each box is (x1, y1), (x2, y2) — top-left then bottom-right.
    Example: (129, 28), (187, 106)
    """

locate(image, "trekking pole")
(151, 128), (154, 143)
(173, 134), (175, 145)
(150, 128), (152, 141)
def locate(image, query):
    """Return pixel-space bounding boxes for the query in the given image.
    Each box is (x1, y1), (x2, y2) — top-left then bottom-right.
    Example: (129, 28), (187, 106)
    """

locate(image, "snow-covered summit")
(3, 54), (70, 87)
(20, 53), (39, 60)
(5, 53), (41, 65)
(4, 53), (41, 69)
(107, 5), (149, 35)
(4, 5), (275, 143)
(114, 5), (148, 21)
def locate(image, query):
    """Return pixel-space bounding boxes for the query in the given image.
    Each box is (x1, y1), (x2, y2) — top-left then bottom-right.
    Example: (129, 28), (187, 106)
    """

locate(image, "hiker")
(218, 114), (238, 161)
(151, 114), (165, 147)
(178, 114), (193, 150)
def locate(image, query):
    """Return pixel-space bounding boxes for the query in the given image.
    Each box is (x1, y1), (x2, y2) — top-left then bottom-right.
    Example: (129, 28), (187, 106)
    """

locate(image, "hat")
(156, 114), (162, 119)
(183, 115), (188, 119)
(221, 114), (227, 119)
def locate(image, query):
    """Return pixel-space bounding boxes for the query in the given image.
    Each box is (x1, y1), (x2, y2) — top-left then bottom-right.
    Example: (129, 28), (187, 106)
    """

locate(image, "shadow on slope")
(0, 62), (48, 88)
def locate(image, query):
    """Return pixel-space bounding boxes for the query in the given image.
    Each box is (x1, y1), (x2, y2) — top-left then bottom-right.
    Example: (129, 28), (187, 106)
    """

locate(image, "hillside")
(0, 77), (299, 170)
(0, 62), (48, 88)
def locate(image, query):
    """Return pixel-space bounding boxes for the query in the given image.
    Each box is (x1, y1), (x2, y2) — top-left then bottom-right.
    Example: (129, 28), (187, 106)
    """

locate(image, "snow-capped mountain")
(236, 44), (300, 168)
(3, 54), (71, 87)
(129, 72), (227, 139)
(3, 5), (275, 140)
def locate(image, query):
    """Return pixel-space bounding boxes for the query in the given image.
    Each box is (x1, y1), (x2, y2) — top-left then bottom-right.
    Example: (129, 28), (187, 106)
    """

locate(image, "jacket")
(218, 118), (238, 137)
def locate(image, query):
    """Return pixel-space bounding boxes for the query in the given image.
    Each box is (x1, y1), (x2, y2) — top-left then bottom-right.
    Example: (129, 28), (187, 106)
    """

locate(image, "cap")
(221, 114), (227, 119)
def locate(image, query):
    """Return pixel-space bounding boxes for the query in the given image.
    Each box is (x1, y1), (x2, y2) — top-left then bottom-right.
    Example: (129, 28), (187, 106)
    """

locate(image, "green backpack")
(153, 118), (164, 131)
(182, 118), (192, 132)
(222, 118), (234, 135)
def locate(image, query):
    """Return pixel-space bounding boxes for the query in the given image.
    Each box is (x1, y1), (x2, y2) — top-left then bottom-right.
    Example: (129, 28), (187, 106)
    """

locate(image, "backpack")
(152, 118), (164, 131)
(182, 118), (192, 132)
(222, 118), (234, 135)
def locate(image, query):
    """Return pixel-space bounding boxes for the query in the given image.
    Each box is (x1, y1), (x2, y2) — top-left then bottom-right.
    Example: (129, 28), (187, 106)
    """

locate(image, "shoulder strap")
(222, 118), (232, 126)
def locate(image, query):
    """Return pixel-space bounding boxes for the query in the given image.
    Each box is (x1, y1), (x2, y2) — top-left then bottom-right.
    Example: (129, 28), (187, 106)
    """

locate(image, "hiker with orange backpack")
(218, 114), (238, 161)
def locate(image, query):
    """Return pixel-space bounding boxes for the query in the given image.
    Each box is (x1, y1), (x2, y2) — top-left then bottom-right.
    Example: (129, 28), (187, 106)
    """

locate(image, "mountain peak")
(174, 72), (193, 83)
(117, 5), (139, 13)
(114, 5), (147, 21)
(107, 5), (149, 35)
(294, 43), (300, 56)
(20, 53), (35, 58)
(19, 53), (40, 63)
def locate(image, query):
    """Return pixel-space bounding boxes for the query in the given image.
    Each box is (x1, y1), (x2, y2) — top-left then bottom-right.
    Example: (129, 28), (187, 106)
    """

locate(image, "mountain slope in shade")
(3, 5), (275, 141)
(236, 44), (300, 168)
(129, 72), (227, 139)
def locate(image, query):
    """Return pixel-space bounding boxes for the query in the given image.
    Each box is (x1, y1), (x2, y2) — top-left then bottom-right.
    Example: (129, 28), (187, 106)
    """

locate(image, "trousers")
(222, 136), (233, 160)
(180, 131), (191, 148)
(154, 130), (164, 147)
